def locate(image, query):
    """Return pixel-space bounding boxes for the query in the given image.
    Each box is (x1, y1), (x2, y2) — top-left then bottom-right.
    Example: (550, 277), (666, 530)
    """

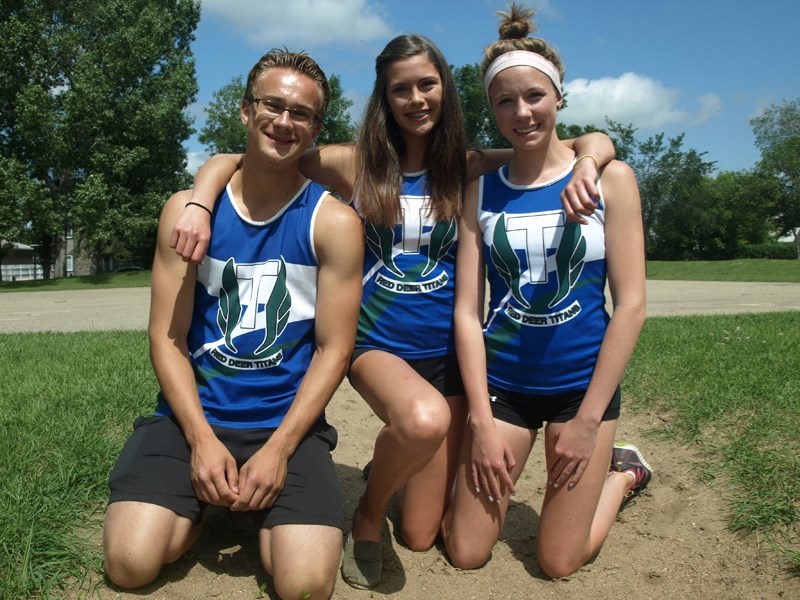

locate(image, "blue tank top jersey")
(155, 180), (327, 429)
(355, 171), (457, 359)
(479, 162), (609, 394)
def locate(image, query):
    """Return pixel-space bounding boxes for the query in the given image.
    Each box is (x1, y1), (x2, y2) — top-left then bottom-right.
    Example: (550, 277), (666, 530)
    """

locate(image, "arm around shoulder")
(170, 154), (242, 263)
(561, 132), (617, 223)
(300, 144), (357, 201)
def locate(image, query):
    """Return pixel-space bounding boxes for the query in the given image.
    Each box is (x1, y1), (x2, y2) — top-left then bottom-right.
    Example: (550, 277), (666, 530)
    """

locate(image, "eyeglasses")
(249, 97), (320, 126)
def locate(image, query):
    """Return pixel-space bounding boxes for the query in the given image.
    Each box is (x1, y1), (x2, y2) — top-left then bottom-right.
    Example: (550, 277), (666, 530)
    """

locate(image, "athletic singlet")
(479, 162), (609, 394)
(355, 171), (457, 359)
(155, 180), (326, 429)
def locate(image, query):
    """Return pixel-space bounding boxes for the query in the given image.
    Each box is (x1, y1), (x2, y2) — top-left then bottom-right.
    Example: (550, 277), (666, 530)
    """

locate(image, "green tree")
(606, 121), (715, 257)
(712, 171), (780, 253)
(318, 74), (356, 145)
(453, 63), (507, 149)
(198, 76), (247, 154)
(648, 181), (727, 260)
(0, 0), (199, 276)
(0, 158), (50, 280)
(751, 99), (800, 257)
(556, 122), (606, 141)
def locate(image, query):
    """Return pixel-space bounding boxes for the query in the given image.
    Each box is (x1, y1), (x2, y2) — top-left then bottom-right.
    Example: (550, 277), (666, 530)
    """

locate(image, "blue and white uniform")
(479, 162), (608, 394)
(155, 180), (327, 429)
(355, 171), (457, 359)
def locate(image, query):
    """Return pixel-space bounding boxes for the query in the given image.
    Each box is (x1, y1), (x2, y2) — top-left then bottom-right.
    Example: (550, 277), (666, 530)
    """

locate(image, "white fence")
(1, 264), (45, 282)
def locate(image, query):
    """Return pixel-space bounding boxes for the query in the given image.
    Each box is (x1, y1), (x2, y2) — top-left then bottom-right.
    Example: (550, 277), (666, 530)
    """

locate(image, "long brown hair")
(356, 35), (467, 228)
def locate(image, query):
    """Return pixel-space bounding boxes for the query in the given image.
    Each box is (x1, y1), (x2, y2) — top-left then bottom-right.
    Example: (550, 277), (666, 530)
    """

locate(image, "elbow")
(610, 299), (646, 333)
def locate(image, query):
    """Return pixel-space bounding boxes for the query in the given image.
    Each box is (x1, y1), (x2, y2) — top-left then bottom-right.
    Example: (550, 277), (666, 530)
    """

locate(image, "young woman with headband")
(441, 4), (652, 579)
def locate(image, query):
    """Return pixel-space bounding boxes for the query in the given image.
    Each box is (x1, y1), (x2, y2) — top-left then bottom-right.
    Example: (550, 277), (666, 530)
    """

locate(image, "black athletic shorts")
(488, 385), (621, 430)
(108, 416), (344, 530)
(350, 348), (465, 397)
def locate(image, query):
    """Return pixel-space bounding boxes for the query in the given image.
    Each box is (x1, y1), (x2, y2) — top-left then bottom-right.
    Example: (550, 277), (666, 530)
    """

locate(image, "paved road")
(1, 281), (799, 334)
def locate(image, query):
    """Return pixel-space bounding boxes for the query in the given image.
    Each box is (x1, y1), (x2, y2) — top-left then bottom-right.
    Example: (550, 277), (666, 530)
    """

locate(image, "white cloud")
(692, 93), (724, 125)
(561, 72), (722, 131)
(531, 0), (561, 20)
(200, 0), (392, 48)
(187, 150), (209, 175)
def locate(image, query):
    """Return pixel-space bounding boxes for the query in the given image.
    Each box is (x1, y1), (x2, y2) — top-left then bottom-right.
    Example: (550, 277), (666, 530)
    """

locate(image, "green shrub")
(737, 242), (796, 260)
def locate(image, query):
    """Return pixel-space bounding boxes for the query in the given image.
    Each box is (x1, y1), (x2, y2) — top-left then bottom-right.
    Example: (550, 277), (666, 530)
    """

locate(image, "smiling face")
(488, 65), (562, 152)
(384, 54), (443, 143)
(241, 67), (323, 166)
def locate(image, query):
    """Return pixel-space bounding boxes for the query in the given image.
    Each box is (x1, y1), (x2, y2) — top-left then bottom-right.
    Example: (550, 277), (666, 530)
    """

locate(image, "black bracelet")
(185, 201), (212, 216)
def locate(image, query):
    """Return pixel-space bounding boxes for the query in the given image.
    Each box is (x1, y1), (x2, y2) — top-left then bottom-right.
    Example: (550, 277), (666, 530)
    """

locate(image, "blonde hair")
(481, 3), (565, 97)
(244, 48), (330, 116)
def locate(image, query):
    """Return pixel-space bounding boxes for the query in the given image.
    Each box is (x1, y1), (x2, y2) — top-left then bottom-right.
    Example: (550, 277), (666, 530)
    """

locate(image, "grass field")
(646, 259), (800, 282)
(626, 312), (800, 569)
(0, 270), (150, 293)
(0, 332), (155, 599)
(0, 261), (798, 597)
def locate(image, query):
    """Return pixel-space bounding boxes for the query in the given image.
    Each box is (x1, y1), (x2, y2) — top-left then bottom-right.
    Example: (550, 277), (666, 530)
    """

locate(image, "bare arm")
(547, 160), (646, 490)
(454, 179), (517, 502)
(560, 132), (616, 223)
(232, 196), (364, 511)
(299, 144), (357, 201)
(171, 145), (359, 265)
(170, 154), (243, 263)
(151, 190), (240, 506)
(581, 160), (646, 415)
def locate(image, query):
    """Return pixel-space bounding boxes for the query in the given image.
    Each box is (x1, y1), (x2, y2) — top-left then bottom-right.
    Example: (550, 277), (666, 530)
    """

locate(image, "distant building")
(0, 240), (44, 281)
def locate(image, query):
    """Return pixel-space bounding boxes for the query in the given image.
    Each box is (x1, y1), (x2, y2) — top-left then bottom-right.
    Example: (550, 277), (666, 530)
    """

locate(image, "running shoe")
(610, 442), (653, 510)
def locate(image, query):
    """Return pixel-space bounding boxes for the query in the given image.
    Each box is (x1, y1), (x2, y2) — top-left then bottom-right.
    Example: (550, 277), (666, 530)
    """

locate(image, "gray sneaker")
(611, 442), (653, 510)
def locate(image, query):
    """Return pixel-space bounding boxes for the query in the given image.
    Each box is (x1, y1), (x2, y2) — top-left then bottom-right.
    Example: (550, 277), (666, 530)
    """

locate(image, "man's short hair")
(244, 48), (330, 117)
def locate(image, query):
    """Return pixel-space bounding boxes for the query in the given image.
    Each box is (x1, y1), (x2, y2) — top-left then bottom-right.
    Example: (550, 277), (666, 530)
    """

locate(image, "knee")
(103, 548), (161, 590)
(400, 523), (437, 552)
(272, 568), (336, 600)
(396, 397), (450, 447)
(443, 532), (491, 570)
(538, 554), (584, 580)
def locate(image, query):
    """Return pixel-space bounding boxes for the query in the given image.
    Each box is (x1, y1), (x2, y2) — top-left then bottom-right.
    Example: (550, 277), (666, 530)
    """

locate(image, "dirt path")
(17, 283), (793, 599)
(73, 396), (795, 600)
(3, 280), (799, 333)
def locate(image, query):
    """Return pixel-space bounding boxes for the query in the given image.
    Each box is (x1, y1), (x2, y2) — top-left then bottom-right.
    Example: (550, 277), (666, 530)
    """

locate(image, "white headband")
(483, 50), (562, 97)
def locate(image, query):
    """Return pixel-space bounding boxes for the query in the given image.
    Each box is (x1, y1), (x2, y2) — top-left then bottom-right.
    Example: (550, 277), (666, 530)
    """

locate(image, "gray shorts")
(108, 416), (344, 530)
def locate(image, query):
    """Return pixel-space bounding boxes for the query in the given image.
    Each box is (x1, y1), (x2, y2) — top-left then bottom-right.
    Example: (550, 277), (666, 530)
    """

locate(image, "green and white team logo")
(366, 218), (455, 294)
(194, 257), (291, 369)
(490, 211), (586, 327)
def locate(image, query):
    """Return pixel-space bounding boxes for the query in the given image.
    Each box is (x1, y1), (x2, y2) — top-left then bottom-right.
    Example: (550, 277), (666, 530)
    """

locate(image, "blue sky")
(187, 0), (800, 175)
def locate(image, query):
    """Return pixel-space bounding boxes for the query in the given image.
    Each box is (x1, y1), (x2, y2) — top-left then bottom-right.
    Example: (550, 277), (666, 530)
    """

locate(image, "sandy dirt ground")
(6, 283), (795, 599)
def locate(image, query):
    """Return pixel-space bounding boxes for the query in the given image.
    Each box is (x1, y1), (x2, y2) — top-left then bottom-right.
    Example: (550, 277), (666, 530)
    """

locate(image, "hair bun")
(498, 3), (536, 40)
